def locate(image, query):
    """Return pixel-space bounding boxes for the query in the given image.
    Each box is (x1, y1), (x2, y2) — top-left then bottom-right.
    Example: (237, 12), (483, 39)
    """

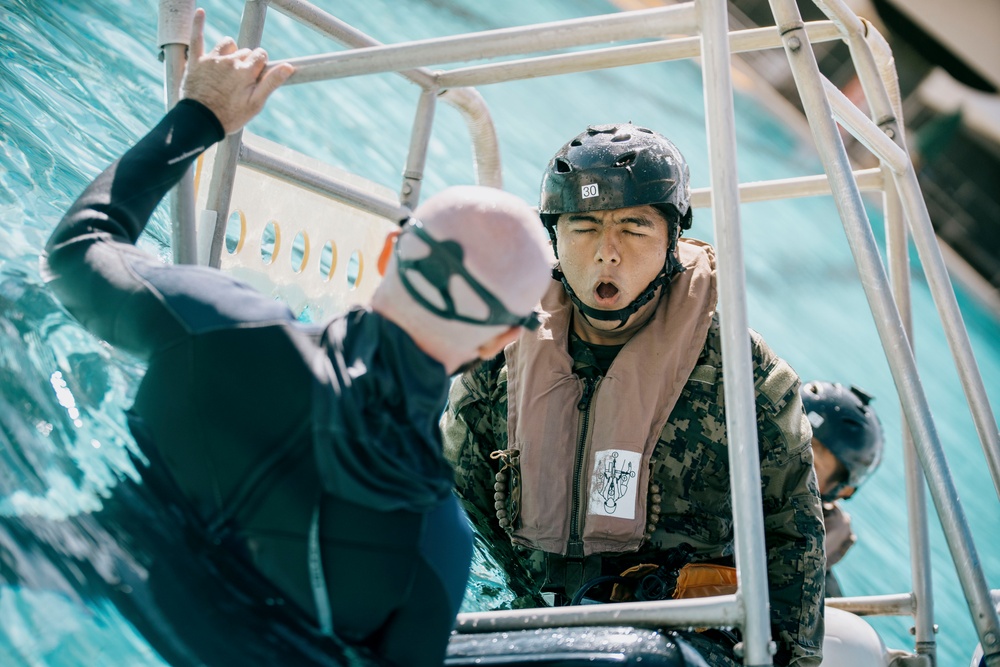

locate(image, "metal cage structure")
(157, 0), (1000, 664)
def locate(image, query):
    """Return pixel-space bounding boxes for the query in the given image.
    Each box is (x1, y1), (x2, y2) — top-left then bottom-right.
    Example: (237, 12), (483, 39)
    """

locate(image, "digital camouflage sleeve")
(442, 315), (825, 666)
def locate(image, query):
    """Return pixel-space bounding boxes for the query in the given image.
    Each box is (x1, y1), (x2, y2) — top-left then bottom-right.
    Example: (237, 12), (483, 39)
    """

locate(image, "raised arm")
(43, 9), (293, 358)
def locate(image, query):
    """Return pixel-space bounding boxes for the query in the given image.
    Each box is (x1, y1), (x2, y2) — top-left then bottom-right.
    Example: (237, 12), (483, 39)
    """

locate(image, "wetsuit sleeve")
(752, 331), (826, 667)
(43, 100), (294, 360)
(47, 100), (223, 250)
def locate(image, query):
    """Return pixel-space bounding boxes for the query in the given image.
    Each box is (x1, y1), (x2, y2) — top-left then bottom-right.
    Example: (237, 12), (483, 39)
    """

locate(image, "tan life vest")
(505, 238), (718, 556)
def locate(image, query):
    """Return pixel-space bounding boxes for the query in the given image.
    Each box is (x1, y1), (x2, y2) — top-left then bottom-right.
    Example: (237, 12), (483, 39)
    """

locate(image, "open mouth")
(594, 281), (620, 305)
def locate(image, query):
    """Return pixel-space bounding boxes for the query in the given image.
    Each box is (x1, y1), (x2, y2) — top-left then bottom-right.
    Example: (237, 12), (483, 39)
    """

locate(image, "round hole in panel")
(347, 250), (363, 290)
(320, 240), (337, 282)
(291, 231), (309, 274)
(260, 220), (281, 265)
(225, 209), (246, 254)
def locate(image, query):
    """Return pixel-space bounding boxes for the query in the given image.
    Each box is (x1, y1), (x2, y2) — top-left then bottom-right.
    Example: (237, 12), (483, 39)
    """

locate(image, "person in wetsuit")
(41, 10), (554, 667)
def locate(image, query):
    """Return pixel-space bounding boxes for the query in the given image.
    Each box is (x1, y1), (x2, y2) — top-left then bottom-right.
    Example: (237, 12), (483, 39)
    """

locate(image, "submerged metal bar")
(689, 168), (882, 208)
(455, 595), (742, 634)
(276, 4), (698, 84)
(772, 0), (1000, 660)
(699, 0), (772, 664)
(238, 144), (409, 222)
(438, 21), (840, 89)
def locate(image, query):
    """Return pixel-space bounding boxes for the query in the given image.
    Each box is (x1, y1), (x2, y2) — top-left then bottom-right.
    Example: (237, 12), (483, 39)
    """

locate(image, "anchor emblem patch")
(588, 449), (639, 519)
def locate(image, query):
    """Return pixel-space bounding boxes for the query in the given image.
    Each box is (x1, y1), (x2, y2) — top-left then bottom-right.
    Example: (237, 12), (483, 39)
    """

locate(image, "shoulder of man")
(449, 352), (508, 415)
(748, 329), (798, 415)
(442, 353), (508, 464)
(695, 318), (800, 413)
(695, 319), (810, 459)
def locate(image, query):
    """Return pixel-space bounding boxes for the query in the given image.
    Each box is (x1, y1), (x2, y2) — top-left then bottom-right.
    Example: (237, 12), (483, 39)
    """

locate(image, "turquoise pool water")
(1, 0), (997, 664)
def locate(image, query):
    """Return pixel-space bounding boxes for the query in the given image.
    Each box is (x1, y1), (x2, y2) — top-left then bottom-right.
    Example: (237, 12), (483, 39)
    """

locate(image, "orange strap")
(673, 563), (738, 599)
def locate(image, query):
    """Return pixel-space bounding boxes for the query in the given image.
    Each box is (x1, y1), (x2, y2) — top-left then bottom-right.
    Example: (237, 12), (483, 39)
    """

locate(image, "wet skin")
(555, 204), (670, 346)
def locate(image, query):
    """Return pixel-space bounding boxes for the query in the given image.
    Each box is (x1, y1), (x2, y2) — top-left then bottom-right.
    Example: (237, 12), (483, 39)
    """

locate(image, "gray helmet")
(539, 123), (693, 327)
(800, 381), (885, 499)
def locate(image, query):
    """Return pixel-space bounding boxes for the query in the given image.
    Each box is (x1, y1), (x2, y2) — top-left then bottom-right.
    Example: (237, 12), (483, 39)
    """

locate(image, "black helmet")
(540, 123), (692, 228)
(800, 381), (885, 499)
(539, 123), (693, 327)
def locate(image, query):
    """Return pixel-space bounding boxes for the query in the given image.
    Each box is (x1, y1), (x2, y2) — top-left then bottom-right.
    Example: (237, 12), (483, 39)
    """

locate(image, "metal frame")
(158, 0), (1000, 664)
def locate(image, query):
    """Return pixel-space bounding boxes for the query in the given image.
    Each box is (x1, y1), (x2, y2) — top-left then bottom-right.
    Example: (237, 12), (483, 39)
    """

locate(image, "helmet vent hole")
(555, 158), (573, 173)
(611, 133), (632, 143)
(570, 139), (583, 147)
(613, 151), (637, 167)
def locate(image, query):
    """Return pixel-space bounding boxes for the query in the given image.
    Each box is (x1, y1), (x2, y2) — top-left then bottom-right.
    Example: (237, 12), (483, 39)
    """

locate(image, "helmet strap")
(553, 266), (669, 330)
(548, 211), (686, 329)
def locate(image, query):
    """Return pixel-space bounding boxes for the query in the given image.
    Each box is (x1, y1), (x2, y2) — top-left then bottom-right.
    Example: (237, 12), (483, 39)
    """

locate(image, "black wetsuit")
(43, 99), (473, 667)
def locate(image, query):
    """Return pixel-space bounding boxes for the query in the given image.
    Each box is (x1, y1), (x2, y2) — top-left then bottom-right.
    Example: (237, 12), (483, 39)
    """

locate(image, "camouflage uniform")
(443, 312), (825, 667)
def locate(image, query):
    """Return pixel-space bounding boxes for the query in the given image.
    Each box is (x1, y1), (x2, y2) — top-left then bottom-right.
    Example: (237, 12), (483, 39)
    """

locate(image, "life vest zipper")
(569, 375), (600, 558)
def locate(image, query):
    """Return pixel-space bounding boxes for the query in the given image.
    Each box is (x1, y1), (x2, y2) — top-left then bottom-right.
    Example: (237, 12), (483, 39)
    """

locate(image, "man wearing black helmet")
(443, 123), (825, 666)
(801, 381), (885, 597)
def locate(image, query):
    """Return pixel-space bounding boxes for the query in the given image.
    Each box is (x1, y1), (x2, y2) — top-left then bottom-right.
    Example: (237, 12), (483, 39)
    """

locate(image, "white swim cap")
(373, 186), (553, 367)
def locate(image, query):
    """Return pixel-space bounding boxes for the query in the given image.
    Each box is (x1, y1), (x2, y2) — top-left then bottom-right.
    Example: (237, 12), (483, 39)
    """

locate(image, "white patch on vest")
(581, 183), (599, 199)
(807, 411), (825, 429)
(588, 449), (639, 519)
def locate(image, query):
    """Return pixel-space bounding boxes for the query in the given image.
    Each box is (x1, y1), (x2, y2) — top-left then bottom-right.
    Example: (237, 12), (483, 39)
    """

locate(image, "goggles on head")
(395, 219), (541, 331)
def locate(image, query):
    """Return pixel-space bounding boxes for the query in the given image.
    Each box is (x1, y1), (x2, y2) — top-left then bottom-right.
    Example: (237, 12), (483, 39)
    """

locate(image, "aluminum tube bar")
(438, 87), (503, 188)
(204, 0), (268, 268)
(455, 595), (741, 634)
(275, 4), (698, 85)
(162, 42), (199, 265)
(689, 168), (882, 209)
(892, 171), (1000, 659)
(810, 0), (899, 133)
(159, 0), (197, 265)
(831, 66), (1000, 496)
(238, 143), (409, 222)
(823, 80), (909, 171)
(400, 89), (437, 211)
(886, 170), (937, 659)
(699, 0), (772, 664)
(826, 594), (915, 617)
(438, 21), (840, 89)
(267, 0), (436, 89)
(770, 0), (1000, 659)
(821, 0), (1000, 502)
(265, 0), (503, 201)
